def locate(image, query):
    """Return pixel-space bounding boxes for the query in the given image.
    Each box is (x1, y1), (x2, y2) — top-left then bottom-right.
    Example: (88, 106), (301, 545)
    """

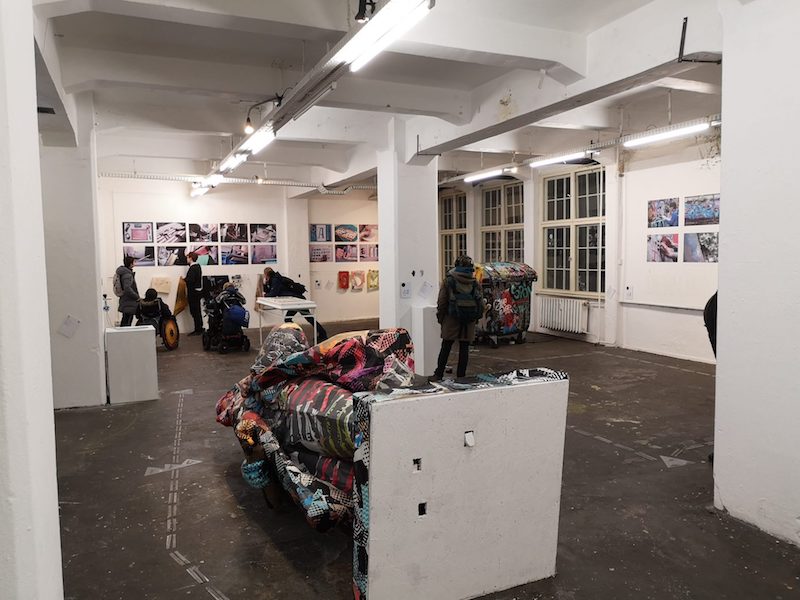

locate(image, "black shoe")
(189, 330), (202, 336)
(429, 373), (443, 382)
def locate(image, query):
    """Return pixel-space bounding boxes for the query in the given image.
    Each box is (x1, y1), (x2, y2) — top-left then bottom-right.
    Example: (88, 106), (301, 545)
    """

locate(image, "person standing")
(432, 255), (484, 380)
(185, 251), (204, 335)
(261, 267), (328, 342)
(116, 256), (140, 327)
(703, 291), (718, 357)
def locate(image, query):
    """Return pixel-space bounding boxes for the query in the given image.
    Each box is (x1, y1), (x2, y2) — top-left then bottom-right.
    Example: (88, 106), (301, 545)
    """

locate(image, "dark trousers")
(435, 340), (470, 378)
(285, 309), (328, 342)
(120, 313), (134, 327)
(188, 293), (203, 333)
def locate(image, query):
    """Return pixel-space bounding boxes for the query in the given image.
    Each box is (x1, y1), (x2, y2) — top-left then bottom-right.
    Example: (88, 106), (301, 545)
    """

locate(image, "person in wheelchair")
(136, 288), (180, 350)
(203, 283), (250, 353)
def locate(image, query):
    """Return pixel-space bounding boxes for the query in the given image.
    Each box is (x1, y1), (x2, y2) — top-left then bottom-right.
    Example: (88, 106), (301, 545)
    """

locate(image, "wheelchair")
(136, 298), (180, 351)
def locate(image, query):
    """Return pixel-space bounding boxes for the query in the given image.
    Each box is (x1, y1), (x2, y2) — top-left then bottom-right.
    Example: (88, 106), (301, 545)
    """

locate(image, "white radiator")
(539, 296), (589, 334)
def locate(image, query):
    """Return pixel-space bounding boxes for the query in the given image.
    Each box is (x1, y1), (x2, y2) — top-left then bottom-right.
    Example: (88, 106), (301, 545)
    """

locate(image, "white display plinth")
(411, 304), (439, 377)
(105, 326), (159, 404)
(367, 378), (568, 599)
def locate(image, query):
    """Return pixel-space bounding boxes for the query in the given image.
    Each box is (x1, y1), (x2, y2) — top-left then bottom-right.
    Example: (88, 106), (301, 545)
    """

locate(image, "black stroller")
(202, 286), (251, 354)
(136, 289), (180, 350)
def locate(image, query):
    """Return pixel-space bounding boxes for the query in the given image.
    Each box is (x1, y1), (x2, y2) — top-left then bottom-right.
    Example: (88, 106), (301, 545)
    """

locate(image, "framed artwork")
(647, 198), (679, 228)
(156, 222), (186, 244)
(310, 224), (333, 242)
(310, 245), (334, 263)
(359, 224), (379, 243)
(158, 246), (188, 266)
(334, 224), (359, 243)
(647, 234), (679, 263)
(219, 223), (249, 242)
(338, 271), (350, 290)
(188, 223), (218, 242)
(684, 232), (719, 263)
(250, 223), (277, 243)
(685, 194), (720, 226)
(188, 245), (218, 266)
(335, 244), (358, 262)
(122, 222), (153, 243)
(359, 244), (379, 262)
(367, 269), (379, 291)
(251, 244), (278, 264)
(221, 244), (249, 265)
(123, 245), (155, 267)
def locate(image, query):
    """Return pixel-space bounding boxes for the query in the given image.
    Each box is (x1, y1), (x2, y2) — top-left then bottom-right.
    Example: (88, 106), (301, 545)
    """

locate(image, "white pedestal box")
(104, 326), (159, 404)
(411, 304), (439, 377)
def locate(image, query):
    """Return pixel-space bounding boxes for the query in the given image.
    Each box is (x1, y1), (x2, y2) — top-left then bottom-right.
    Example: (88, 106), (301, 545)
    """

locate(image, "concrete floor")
(56, 323), (800, 599)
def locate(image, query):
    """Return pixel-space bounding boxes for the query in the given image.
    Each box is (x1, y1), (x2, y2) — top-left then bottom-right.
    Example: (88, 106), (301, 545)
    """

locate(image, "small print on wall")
(122, 222), (153, 243)
(684, 232), (719, 263)
(359, 224), (379, 243)
(158, 246), (188, 266)
(189, 245), (218, 265)
(310, 244), (333, 263)
(334, 224), (359, 243)
(685, 194), (720, 226)
(310, 224), (333, 242)
(156, 222), (186, 244)
(647, 234), (679, 262)
(367, 269), (379, 291)
(647, 198), (680, 228)
(221, 244), (249, 265)
(220, 223), (249, 242)
(250, 223), (277, 243)
(335, 244), (358, 262)
(251, 244), (277, 264)
(360, 244), (379, 262)
(188, 223), (218, 242)
(123, 245), (155, 267)
(351, 271), (365, 291)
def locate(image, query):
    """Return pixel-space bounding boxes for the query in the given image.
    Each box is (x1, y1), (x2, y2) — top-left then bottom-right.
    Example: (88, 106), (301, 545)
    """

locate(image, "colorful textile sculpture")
(338, 271), (350, 290)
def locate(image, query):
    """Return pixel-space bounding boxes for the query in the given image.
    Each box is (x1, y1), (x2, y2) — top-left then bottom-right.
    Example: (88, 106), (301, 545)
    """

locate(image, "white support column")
(0, 0), (65, 597)
(377, 118), (439, 365)
(466, 184), (480, 263)
(282, 192), (310, 287)
(600, 158), (620, 347)
(522, 170), (537, 332)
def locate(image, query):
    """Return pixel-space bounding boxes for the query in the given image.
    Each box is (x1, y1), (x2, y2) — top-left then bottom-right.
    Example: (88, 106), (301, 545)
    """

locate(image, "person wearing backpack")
(114, 256), (140, 327)
(261, 267), (328, 342)
(432, 255), (484, 380)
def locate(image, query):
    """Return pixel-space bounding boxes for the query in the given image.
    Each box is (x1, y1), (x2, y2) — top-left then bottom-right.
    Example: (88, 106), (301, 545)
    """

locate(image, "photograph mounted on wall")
(158, 246), (188, 266)
(360, 244), (379, 262)
(334, 224), (359, 243)
(309, 224), (333, 242)
(123, 245), (155, 267)
(122, 222), (153, 243)
(367, 269), (379, 291)
(351, 271), (365, 291)
(155, 222), (186, 244)
(221, 245), (249, 265)
(647, 198), (680, 228)
(250, 244), (277, 264)
(684, 194), (720, 226)
(335, 244), (358, 262)
(647, 234), (679, 262)
(219, 223), (249, 242)
(359, 224), (379, 243)
(188, 223), (218, 242)
(250, 223), (277, 243)
(189, 245), (218, 265)
(309, 244), (334, 263)
(684, 232), (719, 263)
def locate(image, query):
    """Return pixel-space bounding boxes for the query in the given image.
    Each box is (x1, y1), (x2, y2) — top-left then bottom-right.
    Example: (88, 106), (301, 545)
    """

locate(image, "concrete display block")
(367, 379), (568, 599)
(105, 326), (159, 404)
(411, 304), (439, 377)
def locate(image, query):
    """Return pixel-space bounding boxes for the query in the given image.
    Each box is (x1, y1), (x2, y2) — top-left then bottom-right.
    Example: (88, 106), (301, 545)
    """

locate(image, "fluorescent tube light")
(220, 153), (248, 172)
(204, 174), (224, 187)
(623, 122), (710, 148)
(241, 128), (276, 155)
(527, 151), (587, 169)
(292, 83), (337, 121)
(190, 186), (209, 198)
(464, 169), (503, 183)
(350, 1), (433, 72)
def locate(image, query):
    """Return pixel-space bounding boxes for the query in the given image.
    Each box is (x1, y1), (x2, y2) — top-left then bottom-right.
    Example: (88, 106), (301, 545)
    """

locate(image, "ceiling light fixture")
(292, 82), (338, 121)
(190, 186), (210, 198)
(355, 0), (376, 23)
(527, 151), (588, 169)
(623, 122), (710, 148)
(220, 153), (249, 172)
(244, 117), (255, 135)
(463, 169), (503, 183)
(240, 127), (276, 155)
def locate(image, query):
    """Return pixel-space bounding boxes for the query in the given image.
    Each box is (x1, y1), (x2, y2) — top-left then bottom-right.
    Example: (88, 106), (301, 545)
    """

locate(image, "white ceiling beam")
(653, 76), (721, 95)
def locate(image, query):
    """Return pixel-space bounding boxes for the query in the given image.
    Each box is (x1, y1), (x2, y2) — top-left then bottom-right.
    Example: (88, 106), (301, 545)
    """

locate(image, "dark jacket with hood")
(116, 265), (140, 315)
(436, 267), (484, 341)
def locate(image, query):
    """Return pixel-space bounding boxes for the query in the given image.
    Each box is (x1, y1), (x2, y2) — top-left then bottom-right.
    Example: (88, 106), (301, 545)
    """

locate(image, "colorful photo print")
(359, 244), (379, 262)
(188, 223), (218, 242)
(334, 224), (359, 243)
(156, 222), (187, 244)
(250, 244), (278, 264)
(647, 234), (679, 262)
(350, 271), (365, 291)
(309, 224), (333, 242)
(123, 245), (155, 267)
(309, 244), (333, 263)
(157, 246), (188, 266)
(684, 232), (719, 263)
(647, 198), (680, 228)
(189, 245), (218, 266)
(250, 223), (277, 243)
(359, 224), (379, 243)
(685, 194), (720, 226)
(335, 244), (359, 262)
(367, 269), (379, 291)
(220, 244), (249, 265)
(122, 222), (153, 243)
(219, 223), (249, 242)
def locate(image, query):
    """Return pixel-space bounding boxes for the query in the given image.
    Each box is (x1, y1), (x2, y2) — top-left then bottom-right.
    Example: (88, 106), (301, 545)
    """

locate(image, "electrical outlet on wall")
(400, 282), (411, 299)
(314, 280), (321, 289)
(624, 285), (634, 301)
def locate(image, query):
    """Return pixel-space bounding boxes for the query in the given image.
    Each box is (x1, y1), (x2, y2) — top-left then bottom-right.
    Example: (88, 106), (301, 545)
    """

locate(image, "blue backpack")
(226, 304), (250, 327)
(447, 276), (482, 323)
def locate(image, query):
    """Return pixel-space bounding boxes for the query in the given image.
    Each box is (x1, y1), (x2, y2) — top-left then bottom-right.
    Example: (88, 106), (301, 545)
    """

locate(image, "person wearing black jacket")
(262, 267), (328, 342)
(185, 252), (204, 335)
(116, 256), (140, 327)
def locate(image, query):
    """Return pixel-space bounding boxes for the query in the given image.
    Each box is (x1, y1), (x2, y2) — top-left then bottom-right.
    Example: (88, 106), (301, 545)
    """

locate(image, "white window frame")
(480, 180), (524, 263)
(439, 191), (467, 275)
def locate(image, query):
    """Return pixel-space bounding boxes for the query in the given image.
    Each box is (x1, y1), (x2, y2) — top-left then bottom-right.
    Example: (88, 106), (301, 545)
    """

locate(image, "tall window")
(481, 180), (524, 263)
(542, 167), (606, 295)
(439, 191), (467, 274)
